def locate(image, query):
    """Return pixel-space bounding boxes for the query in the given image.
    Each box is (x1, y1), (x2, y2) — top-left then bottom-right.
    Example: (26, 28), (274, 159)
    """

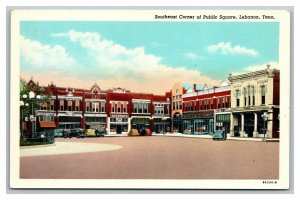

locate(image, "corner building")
(228, 65), (280, 138)
(182, 81), (231, 135)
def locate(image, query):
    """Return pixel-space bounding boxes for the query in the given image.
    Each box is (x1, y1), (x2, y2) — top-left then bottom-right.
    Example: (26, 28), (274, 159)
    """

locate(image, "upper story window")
(261, 85), (266, 105)
(40, 103), (47, 110)
(236, 90), (240, 107)
(133, 102), (149, 113)
(60, 100), (64, 111)
(67, 101), (72, 111)
(252, 86), (255, 106)
(117, 102), (121, 113)
(154, 103), (164, 115)
(101, 102), (106, 112)
(92, 102), (99, 113)
(123, 103), (127, 113)
(111, 102), (115, 112)
(75, 100), (80, 111)
(143, 103), (148, 113)
(50, 100), (54, 111)
(248, 86), (251, 106)
(86, 101), (90, 112)
(243, 88), (247, 107)
(134, 103), (138, 113)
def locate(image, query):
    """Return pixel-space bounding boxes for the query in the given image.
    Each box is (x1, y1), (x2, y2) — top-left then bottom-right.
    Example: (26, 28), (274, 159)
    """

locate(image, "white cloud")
(245, 61), (279, 72)
(21, 30), (221, 94)
(20, 36), (78, 72)
(207, 42), (258, 56)
(231, 61), (279, 76)
(184, 52), (202, 60)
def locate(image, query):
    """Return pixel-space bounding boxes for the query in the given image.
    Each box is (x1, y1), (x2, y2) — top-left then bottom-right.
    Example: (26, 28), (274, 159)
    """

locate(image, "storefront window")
(110, 124), (116, 132)
(183, 120), (192, 134)
(194, 119), (209, 134)
(40, 115), (54, 121)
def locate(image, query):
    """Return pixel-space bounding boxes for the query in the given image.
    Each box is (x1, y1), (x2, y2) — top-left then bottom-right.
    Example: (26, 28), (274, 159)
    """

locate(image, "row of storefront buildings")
(21, 64), (280, 139)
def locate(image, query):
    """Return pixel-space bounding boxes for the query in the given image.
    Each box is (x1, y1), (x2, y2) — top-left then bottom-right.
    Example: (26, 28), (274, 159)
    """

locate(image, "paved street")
(20, 136), (279, 179)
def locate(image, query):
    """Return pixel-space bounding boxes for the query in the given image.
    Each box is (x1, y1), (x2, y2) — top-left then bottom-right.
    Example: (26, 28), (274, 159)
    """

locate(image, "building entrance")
(116, 125), (122, 134)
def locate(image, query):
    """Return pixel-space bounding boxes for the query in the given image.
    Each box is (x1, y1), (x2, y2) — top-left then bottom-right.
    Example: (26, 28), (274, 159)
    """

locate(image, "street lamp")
(19, 100), (28, 138)
(22, 91), (41, 137)
(261, 112), (269, 141)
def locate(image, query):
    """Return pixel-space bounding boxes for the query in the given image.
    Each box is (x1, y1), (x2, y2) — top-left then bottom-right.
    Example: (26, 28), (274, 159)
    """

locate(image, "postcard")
(10, 9), (290, 189)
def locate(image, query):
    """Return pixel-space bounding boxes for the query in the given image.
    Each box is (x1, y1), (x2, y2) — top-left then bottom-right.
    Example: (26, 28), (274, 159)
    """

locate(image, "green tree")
(20, 79), (52, 135)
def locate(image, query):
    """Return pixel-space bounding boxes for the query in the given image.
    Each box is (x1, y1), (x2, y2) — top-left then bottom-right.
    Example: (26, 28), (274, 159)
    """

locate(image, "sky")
(20, 21), (279, 94)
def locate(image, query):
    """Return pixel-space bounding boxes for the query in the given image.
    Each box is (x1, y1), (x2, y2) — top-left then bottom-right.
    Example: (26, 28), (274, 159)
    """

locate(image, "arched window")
(261, 85), (266, 105)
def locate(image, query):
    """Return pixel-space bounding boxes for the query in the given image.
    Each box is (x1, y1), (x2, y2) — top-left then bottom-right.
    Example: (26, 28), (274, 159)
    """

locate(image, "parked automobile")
(85, 129), (105, 137)
(213, 130), (226, 140)
(53, 129), (64, 137)
(85, 129), (96, 137)
(62, 129), (71, 138)
(64, 128), (84, 138)
(128, 129), (139, 136)
(95, 129), (105, 137)
(140, 129), (152, 136)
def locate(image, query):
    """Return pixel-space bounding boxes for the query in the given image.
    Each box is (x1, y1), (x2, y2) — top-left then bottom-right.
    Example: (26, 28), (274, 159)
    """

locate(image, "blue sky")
(20, 21), (279, 94)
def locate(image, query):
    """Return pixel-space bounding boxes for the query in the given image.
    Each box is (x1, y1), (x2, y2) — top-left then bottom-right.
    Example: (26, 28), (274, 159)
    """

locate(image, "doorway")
(116, 125), (122, 134)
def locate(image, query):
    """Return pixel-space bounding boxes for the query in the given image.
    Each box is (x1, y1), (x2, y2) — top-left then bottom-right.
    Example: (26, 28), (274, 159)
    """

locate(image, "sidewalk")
(152, 133), (279, 142)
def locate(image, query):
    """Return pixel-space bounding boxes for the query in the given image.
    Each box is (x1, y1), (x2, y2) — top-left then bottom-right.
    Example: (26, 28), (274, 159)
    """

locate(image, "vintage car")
(128, 129), (139, 136)
(85, 129), (97, 137)
(64, 128), (85, 138)
(140, 129), (152, 136)
(85, 129), (105, 137)
(95, 129), (106, 137)
(213, 130), (226, 140)
(53, 129), (64, 137)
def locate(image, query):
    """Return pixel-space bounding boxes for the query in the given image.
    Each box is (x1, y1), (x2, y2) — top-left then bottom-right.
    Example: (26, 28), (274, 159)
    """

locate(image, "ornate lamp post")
(19, 99), (28, 138)
(261, 112), (269, 141)
(22, 91), (41, 137)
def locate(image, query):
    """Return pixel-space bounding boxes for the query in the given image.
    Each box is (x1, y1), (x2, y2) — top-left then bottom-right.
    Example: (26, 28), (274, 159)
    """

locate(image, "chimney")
(193, 84), (197, 92)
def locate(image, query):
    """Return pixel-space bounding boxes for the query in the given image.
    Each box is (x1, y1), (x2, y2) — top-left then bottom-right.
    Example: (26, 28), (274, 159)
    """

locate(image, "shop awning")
(39, 121), (56, 128)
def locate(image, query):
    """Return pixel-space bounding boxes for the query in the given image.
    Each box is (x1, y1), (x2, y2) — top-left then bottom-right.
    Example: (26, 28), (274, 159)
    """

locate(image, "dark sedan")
(64, 128), (85, 138)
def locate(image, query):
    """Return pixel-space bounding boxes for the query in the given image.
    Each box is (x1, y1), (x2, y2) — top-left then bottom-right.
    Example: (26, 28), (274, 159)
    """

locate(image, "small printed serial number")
(262, 181), (278, 184)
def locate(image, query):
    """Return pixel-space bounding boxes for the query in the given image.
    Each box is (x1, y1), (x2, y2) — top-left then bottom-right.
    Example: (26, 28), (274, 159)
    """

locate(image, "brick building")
(26, 80), (171, 136)
(182, 81), (231, 135)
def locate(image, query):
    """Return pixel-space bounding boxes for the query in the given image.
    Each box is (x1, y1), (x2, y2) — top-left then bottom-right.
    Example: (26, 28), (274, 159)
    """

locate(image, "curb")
(20, 143), (57, 149)
(152, 133), (279, 142)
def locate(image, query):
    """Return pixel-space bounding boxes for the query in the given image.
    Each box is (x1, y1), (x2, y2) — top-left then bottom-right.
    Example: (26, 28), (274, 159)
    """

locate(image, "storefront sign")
(257, 79), (268, 84)
(111, 114), (128, 118)
(233, 84), (242, 88)
(183, 112), (213, 119)
(30, 116), (36, 121)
